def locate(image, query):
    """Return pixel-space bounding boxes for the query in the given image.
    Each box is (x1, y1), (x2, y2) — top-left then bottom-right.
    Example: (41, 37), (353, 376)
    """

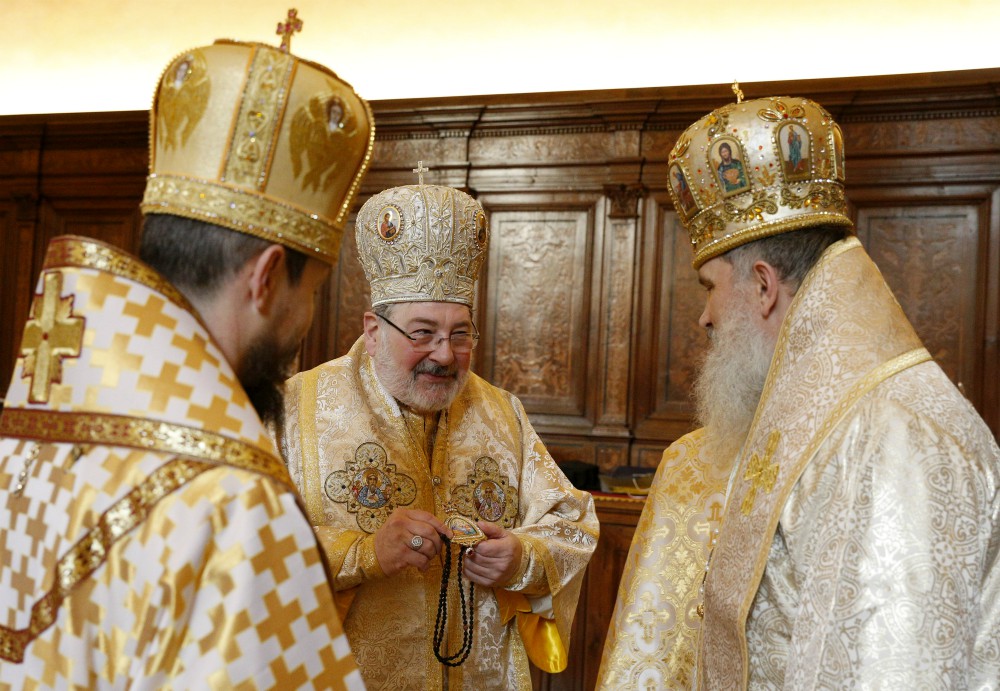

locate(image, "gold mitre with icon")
(355, 168), (489, 307)
(667, 87), (853, 268)
(140, 9), (374, 265)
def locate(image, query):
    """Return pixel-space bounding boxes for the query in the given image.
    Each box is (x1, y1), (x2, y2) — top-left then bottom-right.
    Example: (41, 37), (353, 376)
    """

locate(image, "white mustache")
(413, 362), (456, 378)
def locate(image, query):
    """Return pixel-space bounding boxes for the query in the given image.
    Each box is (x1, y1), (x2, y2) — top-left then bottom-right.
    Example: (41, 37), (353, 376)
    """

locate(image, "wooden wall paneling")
(33, 199), (143, 274)
(300, 213), (370, 372)
(856, 203), (982, 395)
(630, 192), (705, 454)
(478, 198), (599, 434)
(592, 184), (645, 442)
(0, 123), (44, 393)
(0, 198), (41, 395)
(851, 184), (1000, 438)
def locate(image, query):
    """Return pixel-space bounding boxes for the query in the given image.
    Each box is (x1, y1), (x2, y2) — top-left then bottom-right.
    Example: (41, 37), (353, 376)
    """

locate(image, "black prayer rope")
(433, 535), (476, 666)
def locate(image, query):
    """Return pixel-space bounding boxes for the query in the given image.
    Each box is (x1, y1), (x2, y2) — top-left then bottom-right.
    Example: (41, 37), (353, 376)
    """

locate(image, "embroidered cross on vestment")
(740, 430), (780, 515)
(20, 272), (85, 403)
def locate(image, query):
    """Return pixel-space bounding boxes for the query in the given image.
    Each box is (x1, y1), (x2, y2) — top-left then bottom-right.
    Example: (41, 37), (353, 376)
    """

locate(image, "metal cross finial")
(412, 160), (429, 185)
(276, 8), (303, 52)
(732, 80), (744, 104)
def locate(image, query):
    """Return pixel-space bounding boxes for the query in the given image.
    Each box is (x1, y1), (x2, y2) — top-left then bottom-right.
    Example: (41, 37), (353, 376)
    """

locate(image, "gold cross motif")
(20, 272), (85, 403)
(276, 8), (303, 52)
(626, 591), (672, 644)
(740, 430), (780, 516)
(708, 499), (724, 524)
(412, 160), (429, 185)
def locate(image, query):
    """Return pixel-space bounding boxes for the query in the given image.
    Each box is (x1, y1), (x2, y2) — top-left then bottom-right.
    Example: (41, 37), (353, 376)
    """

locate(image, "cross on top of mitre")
(732, 80), (744, 104)
(413, 161), (429, 185)
(277, 8), (303, 52)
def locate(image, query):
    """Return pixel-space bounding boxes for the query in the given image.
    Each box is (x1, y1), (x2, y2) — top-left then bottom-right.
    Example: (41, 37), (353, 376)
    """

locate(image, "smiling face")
(366, 301), (474, 413)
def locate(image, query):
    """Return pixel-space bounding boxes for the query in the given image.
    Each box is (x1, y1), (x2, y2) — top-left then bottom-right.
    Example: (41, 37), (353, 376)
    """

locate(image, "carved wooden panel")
(481, 207), (594, 419)
(470, 130), (637, 164)
(304, 213), (372, 371)
(856, 204), (983, 405)
(594, 218), (636, 431)
(842, 115), (1000, 154)
(632, 195), (707, 444)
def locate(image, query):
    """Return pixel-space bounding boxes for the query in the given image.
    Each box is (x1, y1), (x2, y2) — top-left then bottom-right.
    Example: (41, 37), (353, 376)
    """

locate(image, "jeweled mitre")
(141, 34), (374, 265)
(667, 96), (853, 268)
(355, 185), (489, 307)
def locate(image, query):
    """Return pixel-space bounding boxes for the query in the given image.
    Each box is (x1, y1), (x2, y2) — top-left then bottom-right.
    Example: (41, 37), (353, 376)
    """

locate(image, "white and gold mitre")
(140, 9), (374, 265)
(667, 91), (852, 268)
(355, 183), (489, 307)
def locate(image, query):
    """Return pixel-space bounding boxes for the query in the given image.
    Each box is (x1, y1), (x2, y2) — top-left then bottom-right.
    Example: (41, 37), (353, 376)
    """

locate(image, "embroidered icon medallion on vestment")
(450, 457), (518, 527)
(325, 442), (417, 532)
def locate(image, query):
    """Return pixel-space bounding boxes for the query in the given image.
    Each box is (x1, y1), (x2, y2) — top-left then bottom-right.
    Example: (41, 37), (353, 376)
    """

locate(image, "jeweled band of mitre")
(140, 30), (374, 265)
(355, 185), (489, 307)
(667, 96), (853, 269)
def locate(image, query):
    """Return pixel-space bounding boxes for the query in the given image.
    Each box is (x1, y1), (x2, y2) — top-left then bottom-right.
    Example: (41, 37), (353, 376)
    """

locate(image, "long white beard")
(693, 285), (775, 472)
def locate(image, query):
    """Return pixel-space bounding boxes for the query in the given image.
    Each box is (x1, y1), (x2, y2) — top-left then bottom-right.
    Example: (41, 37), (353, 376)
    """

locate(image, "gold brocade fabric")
(0, 236), (362, 689)
(278, 337), (599, 690)
(697, 237), (1000, 689)
(596, 429), (728, 690)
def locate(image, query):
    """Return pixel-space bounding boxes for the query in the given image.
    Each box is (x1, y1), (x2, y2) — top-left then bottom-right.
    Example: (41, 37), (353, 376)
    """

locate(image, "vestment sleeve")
(495, 393), (599, 672)
(774, 399), (1000, 688)
(596, 429), (726, 689)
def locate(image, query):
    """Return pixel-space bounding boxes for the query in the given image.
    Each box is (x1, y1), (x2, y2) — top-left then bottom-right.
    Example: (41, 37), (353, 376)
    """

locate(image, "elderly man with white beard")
(599, 92), (1000, 690)
(276, 177), (598, 690)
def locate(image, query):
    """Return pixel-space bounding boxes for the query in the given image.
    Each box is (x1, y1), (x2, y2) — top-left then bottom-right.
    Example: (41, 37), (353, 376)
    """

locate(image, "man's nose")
(427, 335), (456, 364)
(698, 304), (713, 330)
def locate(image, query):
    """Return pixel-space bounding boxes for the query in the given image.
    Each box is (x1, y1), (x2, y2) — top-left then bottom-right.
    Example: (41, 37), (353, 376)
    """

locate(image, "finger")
(477, 520), (505, 539)
(461, 560), (500, 586)
(405, 523), (446, 555)
(469, 535), (509, 559)
(403, 509), (452, 535)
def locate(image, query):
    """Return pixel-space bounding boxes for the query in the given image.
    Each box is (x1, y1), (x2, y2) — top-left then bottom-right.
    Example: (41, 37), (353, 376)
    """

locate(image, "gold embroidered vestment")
(0, 236), (362, 689)
(279, 337), (599, 690)
(698, 238), (1000, 689)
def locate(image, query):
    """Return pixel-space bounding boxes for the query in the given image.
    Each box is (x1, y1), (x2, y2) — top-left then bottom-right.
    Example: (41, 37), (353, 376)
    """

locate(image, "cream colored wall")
(3, 0), (998, 115)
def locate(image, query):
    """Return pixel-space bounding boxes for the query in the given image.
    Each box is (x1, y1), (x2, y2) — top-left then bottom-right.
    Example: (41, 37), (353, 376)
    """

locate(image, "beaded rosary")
(433, 514), (485, 666)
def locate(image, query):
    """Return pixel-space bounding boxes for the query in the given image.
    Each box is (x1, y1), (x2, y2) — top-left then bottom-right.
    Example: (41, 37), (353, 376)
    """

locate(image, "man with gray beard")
(601, 93), (999, 690)
(276, 179), (598, 690)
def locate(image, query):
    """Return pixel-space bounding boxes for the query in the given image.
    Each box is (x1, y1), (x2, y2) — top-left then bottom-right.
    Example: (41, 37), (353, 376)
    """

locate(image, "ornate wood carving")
(843, 114), (1000, 153)
(857, 205), (982, 403)
(595, 218), (637, 431)
(604, 183), (646, 219)
(483, 209), (591, 416)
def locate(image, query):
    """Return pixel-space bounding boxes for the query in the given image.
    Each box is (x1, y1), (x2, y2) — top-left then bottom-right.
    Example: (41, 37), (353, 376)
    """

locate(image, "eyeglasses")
(377, 313), (480, 354)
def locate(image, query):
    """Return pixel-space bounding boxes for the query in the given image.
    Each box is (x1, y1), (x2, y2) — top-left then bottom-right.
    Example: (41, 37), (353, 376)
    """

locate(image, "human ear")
(752, 260), (781, 318)
(362, 311), (380, 356)
(247, 245), (286, 314)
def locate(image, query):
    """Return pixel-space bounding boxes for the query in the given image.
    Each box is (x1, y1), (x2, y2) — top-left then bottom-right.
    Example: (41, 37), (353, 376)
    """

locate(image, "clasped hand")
(374, 509), (522, 587)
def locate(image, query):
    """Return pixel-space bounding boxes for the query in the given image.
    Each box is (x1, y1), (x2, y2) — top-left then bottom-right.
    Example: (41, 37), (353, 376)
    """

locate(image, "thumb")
(477, 520), (504, 539)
